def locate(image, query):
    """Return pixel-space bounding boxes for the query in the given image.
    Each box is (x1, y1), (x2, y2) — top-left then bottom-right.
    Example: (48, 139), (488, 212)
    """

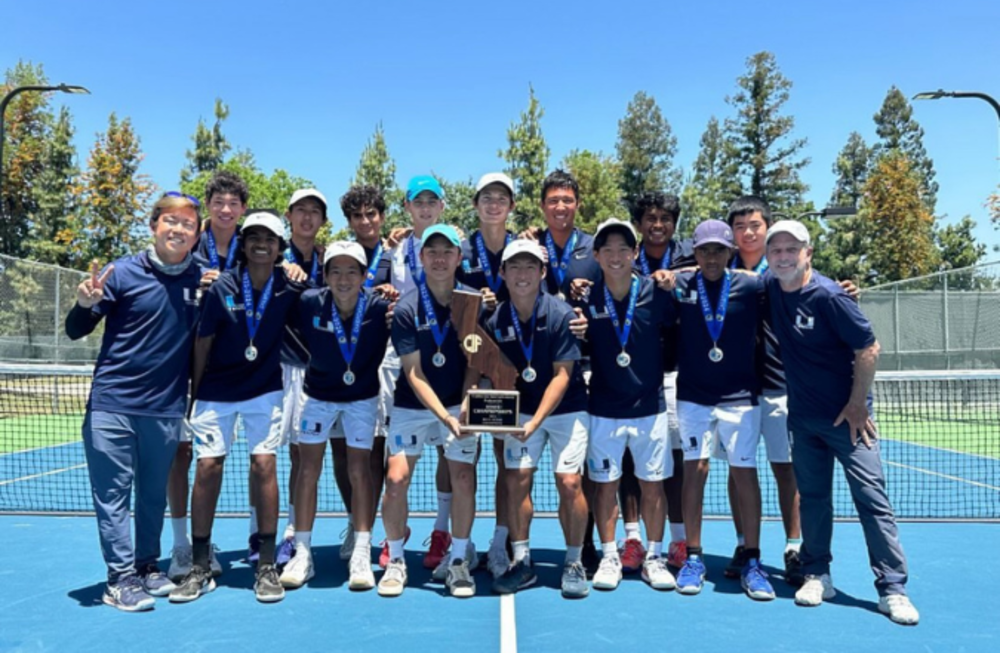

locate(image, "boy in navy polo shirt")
(765, 221), (918, 625)
(274, 188), (328, 565)
(458, 172), (519, 579)
(486, 240), (592, 598)
(379, 224), (481, 599)
(672, 219), (773, 601)
(578, 218), (677, 593)
(169, 171), (248, 580)
(278, 241), (392, 591)
(66, 192), (203, 611)
(170, 212), (301, 605)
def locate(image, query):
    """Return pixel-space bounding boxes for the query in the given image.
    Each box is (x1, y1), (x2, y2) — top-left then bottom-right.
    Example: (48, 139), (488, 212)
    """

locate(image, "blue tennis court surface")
(1, 516), (996, 653)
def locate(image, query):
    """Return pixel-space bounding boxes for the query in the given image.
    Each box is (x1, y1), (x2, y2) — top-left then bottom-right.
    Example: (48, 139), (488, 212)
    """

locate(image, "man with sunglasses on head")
(66, 192), (204, 611)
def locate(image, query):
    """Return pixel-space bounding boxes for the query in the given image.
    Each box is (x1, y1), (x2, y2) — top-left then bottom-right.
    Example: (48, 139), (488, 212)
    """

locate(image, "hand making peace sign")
(76, 259), (115, 309)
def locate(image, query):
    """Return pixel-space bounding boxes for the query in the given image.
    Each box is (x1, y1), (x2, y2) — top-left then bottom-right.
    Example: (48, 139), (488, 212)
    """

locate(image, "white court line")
(500, 593), (517, 653)
(886, 461), (1000, 492)
(0, 440), (80, 458)
(0, 463), (87, 487)
(883, 437), (1000, 462)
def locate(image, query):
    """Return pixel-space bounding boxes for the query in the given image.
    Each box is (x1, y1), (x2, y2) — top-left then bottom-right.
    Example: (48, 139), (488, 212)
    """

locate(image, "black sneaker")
(784, 549), (805, 587)
(169, 565), (215, 603)
(724, 545), (746, 579)
(492, 559), (537, 595)
(581, 541), (600, 578)
(255, 563), (285, 603)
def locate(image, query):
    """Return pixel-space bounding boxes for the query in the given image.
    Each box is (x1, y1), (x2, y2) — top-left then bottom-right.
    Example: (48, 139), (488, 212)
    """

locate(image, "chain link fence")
(0, 254), (103, 363)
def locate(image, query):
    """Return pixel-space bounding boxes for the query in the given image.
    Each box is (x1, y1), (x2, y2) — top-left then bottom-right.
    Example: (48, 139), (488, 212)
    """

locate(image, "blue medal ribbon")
(364, 242), (384, 289)
(406, 235), (424, 285)
(286, 245), (319, 285)
(509, 297), (540, 370)
(330, 291), (368, 371)
(603, 276), (640, 353)
(474, 231), (512, 293)
(638, 243), (672, 276)
(417, 281), (451, 353)
(207, 229), (237, 271)
(545, 230), (578, 288)
(242, 270), (275, 347)
(696, 269), (731, 344)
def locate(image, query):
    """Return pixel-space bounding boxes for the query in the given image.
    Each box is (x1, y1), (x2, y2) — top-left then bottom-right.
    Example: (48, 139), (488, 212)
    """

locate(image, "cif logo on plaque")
(452, 290), (522, 433)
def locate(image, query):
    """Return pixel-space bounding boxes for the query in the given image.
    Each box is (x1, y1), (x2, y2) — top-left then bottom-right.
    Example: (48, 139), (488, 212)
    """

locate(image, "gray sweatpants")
(82, 410), (182, 583)
(788, 414), (909, 596)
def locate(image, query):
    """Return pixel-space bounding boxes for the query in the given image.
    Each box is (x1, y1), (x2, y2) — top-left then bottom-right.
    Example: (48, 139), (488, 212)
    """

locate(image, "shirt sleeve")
(826, 288), (876, 351)
(391, 300), (418, 356)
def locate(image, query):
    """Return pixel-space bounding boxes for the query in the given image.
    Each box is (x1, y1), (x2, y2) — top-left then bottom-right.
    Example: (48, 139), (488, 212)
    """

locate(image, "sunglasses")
(165, 191), (201, 207)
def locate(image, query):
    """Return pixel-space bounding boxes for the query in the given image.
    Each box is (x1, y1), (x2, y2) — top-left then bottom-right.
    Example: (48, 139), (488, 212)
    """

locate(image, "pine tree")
(25, 106), (78, 265)
(350, 122), (404, 230)
(561, 149), (624, 233)
(872, 86), (938, 212)
(181, 98), (230, 183)
(499, 85), (550, 231)
(681, 116), (740, 236)
(616, 91), (682, 202)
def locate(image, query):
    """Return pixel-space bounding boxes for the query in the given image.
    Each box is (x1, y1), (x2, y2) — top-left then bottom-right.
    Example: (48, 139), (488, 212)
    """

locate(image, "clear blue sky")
(5, 0), (1000, 254)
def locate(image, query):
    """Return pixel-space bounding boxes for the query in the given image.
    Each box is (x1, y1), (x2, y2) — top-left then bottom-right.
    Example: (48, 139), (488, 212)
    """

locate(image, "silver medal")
(709, 346), (724, 363)
(343, 370), (356, 385)
(245, 345), (258, 361)
(616, 351), (631, 368)
(522, 367), (537, 383)
(432, 351), (447, 367)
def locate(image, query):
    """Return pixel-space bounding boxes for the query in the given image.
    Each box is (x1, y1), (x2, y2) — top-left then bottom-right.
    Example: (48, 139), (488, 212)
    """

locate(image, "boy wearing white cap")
(278, 241), (393, 591)
(171, 212), (303, 604)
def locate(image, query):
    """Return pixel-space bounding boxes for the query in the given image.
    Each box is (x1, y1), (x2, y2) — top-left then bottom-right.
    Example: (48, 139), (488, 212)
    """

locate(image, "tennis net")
(1, 364), (997, 520)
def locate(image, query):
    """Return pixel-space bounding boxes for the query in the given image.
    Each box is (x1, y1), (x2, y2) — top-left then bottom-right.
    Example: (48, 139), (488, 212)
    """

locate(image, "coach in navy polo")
(537, 169), (602, 297)
(764, 220), (919, 625)
(66, 192), (203, 612)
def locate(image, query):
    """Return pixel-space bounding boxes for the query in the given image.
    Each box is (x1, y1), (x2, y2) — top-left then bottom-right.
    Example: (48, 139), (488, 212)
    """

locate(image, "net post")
(53, 268), (61, 411)
(893, 285), (901, 370)
(942, 273), (950, 369)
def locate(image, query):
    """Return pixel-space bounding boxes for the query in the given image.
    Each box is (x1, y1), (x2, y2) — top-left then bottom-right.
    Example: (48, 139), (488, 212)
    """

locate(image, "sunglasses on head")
(165, 191), (201, 207)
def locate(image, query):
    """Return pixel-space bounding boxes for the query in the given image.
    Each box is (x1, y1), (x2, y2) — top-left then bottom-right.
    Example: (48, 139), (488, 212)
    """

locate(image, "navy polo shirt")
(541, 228), (602, 297)
(363, 243), (393, 288)
(391, 283), (475, 410)
(673, 270), (764, 406)
(575, 275), (674, 418)
(65, 252), (203, 418)
(632, 238), (697, 275)
(766, 271), (876, 422)
(192, 224), (242, 272)
(295, 287), (391, 402)
(281, 242), (322, 368)
(458, 230), (513, 304)
(196, 266), (301, 402)
(484, 293), (588, 416)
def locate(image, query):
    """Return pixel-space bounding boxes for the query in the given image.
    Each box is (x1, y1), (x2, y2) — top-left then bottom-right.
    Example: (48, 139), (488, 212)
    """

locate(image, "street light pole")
(913, 89), (1000, 180)
(0, 83), (90, 218)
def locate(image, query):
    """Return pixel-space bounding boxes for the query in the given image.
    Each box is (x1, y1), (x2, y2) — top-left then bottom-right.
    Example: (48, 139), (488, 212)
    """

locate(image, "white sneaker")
(339, 523), (356, 561)
(593, 556), (623, 590)
(349, 552), (376, 591)
(279, 543), (314, 588)
(210, 545), (222, 578)
(446, 559), (475, 598)
(487, 543), (511, 579)
(168, 545), (192, 582)
(378, 559), (407, 597)
(433, 541), (479, 581)
(878, 594), (919, 625)
(795, 574), (836, 606)
(642, 556), (677, 590)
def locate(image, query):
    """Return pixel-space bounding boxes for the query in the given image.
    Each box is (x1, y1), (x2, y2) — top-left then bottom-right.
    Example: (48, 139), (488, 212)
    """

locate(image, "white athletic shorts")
(504, 411), (588, 474)
(678, 401), (761, 468)
(281, 363), (307, 445)
(386, 406), (476, 464)
(190, 390), (284, 459)
(587, 413), (672, 483)
(759, 393), (791, 464)
(663, 372), (681, 450)
(298, 395), (379, 450)
(376, 347), (401, 438)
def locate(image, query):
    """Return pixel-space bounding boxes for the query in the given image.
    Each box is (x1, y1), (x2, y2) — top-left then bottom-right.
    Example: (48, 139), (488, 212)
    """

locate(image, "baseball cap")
(475, 172), (515, 197)
(242, 212), (286, 239)
(501, 239), (545, 264)
(406, 175), (445, 201)
(692, 219), (735, 248)
(323, 241), (368, 268)
(765, 219), (811, 246)
(594, 218), (638, 249)
(288, 188), (328, 215)
(420, 224), (461, 249)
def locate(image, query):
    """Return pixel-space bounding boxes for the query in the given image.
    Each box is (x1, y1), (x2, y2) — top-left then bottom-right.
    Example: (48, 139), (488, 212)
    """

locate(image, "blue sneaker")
(138, 563), (175, 597)
(247, 533), (261, 563)
(677, 556), (706, 595)
(103, 574), (155, 612)
(276, 535), (296, 566)
(742, 559), (775, 601)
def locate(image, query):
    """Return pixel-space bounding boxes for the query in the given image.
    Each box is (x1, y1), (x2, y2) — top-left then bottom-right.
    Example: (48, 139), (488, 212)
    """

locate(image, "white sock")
(493, 525), (509, 549)
(565, 546), (582, 564)
(284, 504), (296, 538)
(669, 523), (686, 542)
(171, 517), (189, 548)
(647, 540), (663, 558)
(786, 538), (802, 553)
(388, 538), (405, 561)
(450, 538), (469, 563)
(624, 522), (641, 541)
(354, 531), (372, 556)
(512, 540), (530, 563)
(601, 541), (619, 562)
(737, 533), (746, 547)
(249, 507), (259, 535)
(434, 492), (452, 532)
(294, 531), (312, 548)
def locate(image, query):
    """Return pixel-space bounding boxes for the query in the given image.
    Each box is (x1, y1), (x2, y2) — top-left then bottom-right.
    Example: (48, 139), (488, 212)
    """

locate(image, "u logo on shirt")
(795, 313), (815, 330)
(675, 288), (699, 304)
(312, 316), (335, 333)
(183, 287), (201, 305)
